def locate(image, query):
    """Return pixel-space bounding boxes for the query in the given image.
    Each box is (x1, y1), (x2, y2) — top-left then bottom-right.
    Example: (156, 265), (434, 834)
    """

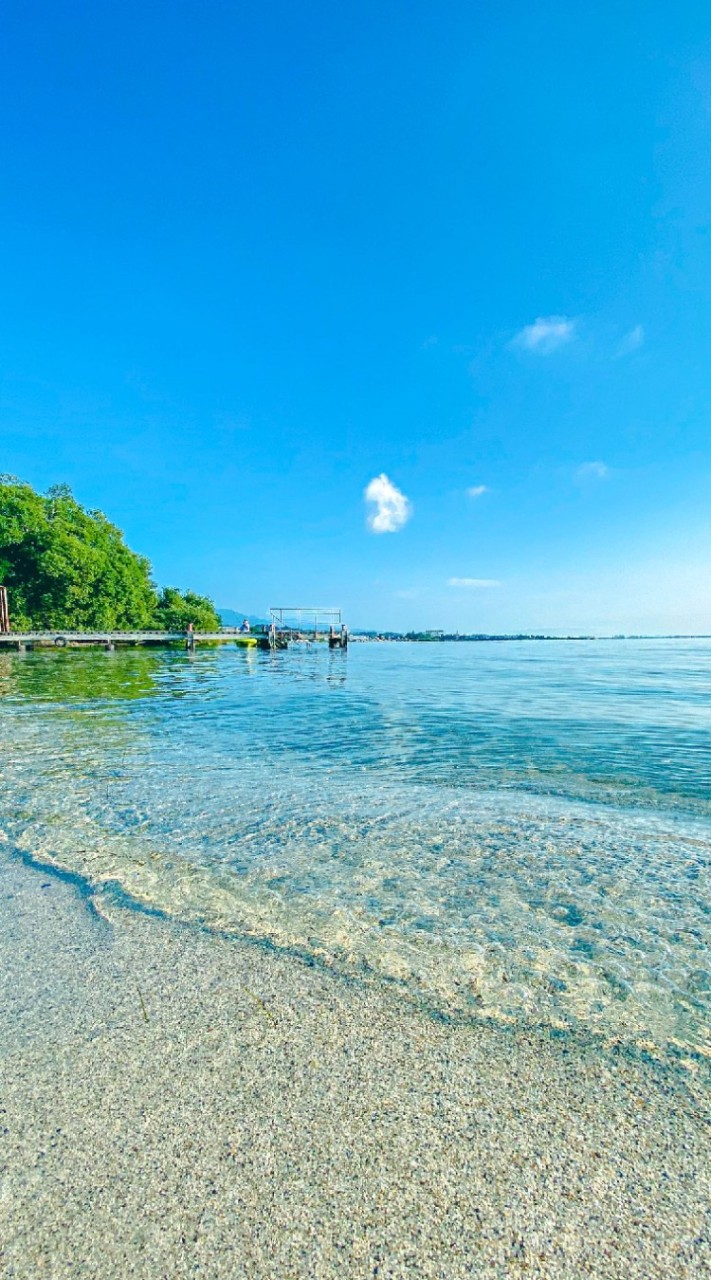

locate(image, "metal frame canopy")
(269, 606), (343, 637)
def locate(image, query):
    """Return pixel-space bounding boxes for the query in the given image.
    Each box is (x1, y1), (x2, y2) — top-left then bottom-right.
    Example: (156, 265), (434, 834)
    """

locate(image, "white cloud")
(364, 473), (412, 534)
(466, 484), (489, 499)
(513, 315), (576, 353)
(615, 325), (644, 357)
(448, 577), (501, 589)
(576, 461), (609, 481)
(394, 588), (418, 599)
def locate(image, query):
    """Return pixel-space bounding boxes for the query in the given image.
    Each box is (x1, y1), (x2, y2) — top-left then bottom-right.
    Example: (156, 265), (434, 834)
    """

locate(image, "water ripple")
(1, 639), (709, 1062)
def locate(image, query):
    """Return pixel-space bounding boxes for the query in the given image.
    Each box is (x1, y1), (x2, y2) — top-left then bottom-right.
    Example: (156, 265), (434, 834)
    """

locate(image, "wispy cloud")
(615, 325), (644, 358)
(364, 474), (412, 534)
(466, 484), (489, 499)
(513, 315), (576, 354)
(448, 577), (501, 589)
(394, 588), (418, 599)
(576, 460), (609, 481)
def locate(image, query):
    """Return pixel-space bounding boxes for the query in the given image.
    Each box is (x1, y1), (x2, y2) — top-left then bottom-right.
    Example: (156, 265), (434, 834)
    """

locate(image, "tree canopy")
(154, 587), (221, 633)
(0, 476), (221, 632)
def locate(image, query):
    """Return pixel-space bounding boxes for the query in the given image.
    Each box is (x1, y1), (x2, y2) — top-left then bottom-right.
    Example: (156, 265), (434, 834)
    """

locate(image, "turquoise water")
(1, 639), (709, 1063)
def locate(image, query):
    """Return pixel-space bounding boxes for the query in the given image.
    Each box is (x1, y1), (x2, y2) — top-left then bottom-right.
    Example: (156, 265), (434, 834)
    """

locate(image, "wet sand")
(0, 855), (708, 1279)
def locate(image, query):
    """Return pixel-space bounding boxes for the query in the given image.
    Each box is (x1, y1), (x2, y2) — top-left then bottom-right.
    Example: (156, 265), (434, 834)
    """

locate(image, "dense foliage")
(0, 477), (220, 632)
(154, 586), (221, 633)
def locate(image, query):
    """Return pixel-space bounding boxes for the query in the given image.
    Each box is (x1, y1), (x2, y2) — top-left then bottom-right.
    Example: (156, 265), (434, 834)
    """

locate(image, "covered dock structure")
(269, 606), (348, 648)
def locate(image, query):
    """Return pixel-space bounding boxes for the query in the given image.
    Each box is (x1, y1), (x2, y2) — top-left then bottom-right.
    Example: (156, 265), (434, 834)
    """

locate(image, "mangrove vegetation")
(0, 476), (220, 632)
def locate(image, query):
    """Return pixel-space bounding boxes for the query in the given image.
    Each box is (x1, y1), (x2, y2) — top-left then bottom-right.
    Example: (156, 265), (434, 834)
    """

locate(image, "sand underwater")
(0, 853), (708, 1280)
(1, 641), (710, 1277)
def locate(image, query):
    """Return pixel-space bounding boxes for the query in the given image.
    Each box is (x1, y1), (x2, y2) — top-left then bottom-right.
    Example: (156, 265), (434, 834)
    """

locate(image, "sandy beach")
(0, 853), (708, 1280)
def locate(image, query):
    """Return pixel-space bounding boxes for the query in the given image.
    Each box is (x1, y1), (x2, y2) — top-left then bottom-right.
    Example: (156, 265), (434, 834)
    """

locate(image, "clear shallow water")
(1, 639), (709, 1063)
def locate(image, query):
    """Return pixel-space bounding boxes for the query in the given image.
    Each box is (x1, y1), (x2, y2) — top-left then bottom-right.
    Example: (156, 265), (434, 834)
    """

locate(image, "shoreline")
(12, 837), (711, 1085)
(1, 851), (708, 1278)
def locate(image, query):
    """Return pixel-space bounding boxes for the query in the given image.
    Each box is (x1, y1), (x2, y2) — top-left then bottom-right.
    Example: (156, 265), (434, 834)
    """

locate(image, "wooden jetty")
(0, 630), (272, 652)
(0, 602), (347, 653)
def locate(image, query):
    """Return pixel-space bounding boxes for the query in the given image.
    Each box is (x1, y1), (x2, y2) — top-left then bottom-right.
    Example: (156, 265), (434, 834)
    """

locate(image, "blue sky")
(2, 1), (711, 632)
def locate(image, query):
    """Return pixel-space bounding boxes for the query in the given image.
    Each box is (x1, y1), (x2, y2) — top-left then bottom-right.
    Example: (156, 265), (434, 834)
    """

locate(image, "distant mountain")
(219, 609), (269, 628)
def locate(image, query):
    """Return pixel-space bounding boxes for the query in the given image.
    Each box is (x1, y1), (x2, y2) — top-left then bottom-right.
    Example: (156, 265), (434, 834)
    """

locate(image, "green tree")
(0, 477), (220, 632)
(154, 587), (221, 633)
